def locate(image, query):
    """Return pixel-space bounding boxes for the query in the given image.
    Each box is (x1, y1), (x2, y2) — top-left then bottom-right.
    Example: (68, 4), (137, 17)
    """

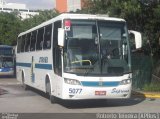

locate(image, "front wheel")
(46, 82), (56, 104)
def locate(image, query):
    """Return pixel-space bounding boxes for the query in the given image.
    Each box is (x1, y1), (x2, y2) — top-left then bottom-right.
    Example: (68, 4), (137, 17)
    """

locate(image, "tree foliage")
(22, 10), (59, 31)
(80, 0), (160, 56)
(0, 12), (21, 45)
(0, 10), (59, 46)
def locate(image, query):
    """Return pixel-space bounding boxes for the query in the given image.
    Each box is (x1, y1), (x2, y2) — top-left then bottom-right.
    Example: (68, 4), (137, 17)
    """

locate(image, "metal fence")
(131, 53), (152, 90)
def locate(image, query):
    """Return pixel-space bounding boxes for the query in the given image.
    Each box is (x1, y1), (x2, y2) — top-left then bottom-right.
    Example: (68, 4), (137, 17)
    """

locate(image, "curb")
(132, 91), (160, 99)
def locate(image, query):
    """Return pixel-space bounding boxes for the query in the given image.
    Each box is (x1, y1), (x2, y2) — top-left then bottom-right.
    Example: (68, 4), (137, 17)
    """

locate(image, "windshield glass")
(0, 47), (13, 56)
(63, 20), (131, 76)
(0, 57), (14, 68)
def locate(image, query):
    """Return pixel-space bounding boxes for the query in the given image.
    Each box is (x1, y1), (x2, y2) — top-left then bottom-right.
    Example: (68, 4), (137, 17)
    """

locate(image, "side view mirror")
(58, 28), (65, 47)
(129, 30), (142, 50)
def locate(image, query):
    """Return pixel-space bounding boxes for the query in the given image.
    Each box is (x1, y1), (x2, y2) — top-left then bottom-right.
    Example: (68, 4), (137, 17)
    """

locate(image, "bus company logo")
(111, 88), (129, 94)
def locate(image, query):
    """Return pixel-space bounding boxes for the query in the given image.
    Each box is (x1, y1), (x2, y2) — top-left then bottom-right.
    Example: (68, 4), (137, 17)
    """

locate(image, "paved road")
(0, 78), (160, 119)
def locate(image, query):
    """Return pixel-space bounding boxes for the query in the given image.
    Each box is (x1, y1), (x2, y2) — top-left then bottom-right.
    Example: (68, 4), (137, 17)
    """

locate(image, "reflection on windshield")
(0, 57), (14, 68)
(63, 20), (131, 76)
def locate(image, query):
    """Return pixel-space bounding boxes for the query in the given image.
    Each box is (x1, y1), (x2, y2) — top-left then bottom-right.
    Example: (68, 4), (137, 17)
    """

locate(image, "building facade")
(55, 0), (85, 13)
(0, 0), (39, 19)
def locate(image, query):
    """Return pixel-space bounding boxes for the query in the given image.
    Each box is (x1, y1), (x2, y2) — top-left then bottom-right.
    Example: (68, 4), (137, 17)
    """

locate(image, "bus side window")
(17, 36), (21, 53)
(21, 35), (26, 52)
(43, 24), (52, 50)
(53, 21), (62, 76)
(25, 33), (31, 52)
(36, 27), (44, 50)
(30, 30), (37, 51)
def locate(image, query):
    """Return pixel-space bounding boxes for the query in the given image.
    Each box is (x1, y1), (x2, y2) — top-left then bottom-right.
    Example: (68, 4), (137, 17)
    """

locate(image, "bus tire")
(50, 95), (55, 104)
(46, 81), (56, 104)
(22, 72), (29, 90)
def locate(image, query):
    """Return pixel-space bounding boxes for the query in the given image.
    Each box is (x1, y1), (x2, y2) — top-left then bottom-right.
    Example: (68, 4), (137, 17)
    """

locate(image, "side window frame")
(25, 33), (31, 52)
(43, 24), (52, 50)
(36, 27), (45, 51)
(21, 35), (26, 52)
(30, 30), (37, 51)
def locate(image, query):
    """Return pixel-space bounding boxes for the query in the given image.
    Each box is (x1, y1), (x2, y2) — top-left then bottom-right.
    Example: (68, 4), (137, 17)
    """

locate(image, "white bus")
(16, 13), (142, 103)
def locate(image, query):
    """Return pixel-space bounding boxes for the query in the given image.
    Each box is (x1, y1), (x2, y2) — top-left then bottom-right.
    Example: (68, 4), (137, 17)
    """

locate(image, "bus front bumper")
(62, 84), (131, 100)
(0, 71), (14, 76)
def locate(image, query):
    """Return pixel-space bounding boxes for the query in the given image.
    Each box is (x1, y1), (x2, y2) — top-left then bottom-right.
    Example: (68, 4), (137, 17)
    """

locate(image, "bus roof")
(18, 13), (126, 37)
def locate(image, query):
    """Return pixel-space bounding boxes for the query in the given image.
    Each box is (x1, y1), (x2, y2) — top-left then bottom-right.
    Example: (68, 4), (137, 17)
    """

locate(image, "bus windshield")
(63, 20), (131, 76)
(0, 57), (14, 68)
(0, 46), (14, 69)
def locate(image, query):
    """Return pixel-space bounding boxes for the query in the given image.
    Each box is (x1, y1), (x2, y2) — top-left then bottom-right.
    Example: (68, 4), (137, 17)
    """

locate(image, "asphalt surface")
(0, 78), (160, 119)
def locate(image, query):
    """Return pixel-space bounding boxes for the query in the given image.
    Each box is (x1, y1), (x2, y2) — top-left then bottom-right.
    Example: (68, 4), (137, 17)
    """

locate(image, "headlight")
(120, 79), (131, 85)
(64, 78), (81, 85)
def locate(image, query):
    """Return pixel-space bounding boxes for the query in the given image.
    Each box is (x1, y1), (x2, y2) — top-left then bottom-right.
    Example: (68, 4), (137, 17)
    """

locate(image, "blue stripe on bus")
(16, 62), (52, 70)
(16, 63), (31, 67)
(35, 64), (52, 70)
(81, 81), (120, 87)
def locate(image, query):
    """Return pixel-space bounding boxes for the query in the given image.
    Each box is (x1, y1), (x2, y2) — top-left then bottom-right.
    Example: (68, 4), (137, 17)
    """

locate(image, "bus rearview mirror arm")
(58, 28), (65, 47)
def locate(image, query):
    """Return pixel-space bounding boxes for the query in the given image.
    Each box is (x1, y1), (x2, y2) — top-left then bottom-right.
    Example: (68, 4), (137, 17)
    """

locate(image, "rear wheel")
(22, 73), (29, 90)
(46, 81), (56, 104)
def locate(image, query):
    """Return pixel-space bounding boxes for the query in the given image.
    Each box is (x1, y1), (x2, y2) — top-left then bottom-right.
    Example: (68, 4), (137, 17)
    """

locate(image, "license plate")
(95, 91), (106, 96)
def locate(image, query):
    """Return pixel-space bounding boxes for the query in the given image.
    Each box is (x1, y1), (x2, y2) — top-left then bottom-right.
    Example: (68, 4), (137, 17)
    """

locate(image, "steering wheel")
(112, 48), (119, 56)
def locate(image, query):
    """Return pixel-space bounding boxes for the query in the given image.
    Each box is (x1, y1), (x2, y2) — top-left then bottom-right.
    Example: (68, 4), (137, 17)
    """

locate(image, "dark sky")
(5, 0), (54, 10)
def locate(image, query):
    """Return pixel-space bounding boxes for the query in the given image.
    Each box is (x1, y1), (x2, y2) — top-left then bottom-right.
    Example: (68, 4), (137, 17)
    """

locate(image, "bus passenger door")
(52, 20), (63, 97)
(53, 47), (62, 77)
(53, 46), (63, 98)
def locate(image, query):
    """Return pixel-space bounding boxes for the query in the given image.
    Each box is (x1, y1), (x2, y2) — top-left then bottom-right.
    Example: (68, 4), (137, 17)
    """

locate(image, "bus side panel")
(16, 45), (54, 94)
(32, 50), (53, 92)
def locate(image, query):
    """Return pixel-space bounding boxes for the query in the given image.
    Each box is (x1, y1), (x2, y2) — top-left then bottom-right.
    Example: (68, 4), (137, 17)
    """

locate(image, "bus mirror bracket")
(129, 30), (142, 51)
(58, 28), (65, 47)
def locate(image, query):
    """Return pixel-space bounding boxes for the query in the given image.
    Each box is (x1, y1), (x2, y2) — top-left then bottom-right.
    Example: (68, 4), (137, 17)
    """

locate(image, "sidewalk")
(132, 91), (160, 99)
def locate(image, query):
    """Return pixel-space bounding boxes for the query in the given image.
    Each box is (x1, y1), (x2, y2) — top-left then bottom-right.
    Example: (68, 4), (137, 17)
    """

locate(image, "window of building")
(43, 24), (52, 50)
(13, 9), (18, 11)
(3, 8), (12, 11)
(19, 9), (28, 12)
(30, 30), (37, 51)
(36, 27), (44, 50)
(29, 10), (35, 12)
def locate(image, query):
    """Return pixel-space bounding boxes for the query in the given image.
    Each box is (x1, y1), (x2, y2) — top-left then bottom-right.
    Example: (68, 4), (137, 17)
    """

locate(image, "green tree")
(0, 10), (59, 46)
(79, 0), (160, 50)
(22, 10), (59, 31)
(0, 12), (21, 45)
